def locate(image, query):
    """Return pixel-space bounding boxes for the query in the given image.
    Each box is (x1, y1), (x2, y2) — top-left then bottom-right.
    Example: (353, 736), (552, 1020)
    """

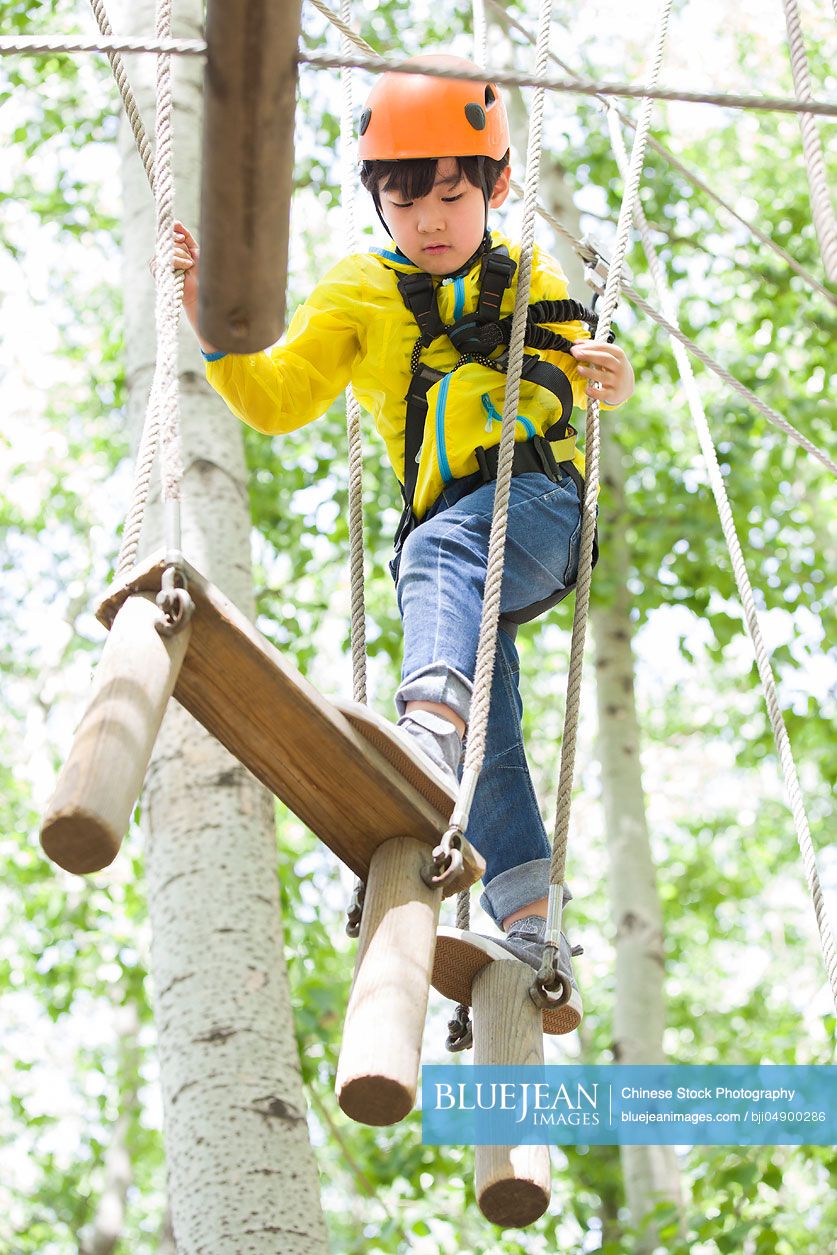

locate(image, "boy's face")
(379, 156), (510, 274)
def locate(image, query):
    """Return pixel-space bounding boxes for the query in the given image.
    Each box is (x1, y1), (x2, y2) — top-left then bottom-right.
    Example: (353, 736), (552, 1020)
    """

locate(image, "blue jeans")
(393, 470), (582, 927)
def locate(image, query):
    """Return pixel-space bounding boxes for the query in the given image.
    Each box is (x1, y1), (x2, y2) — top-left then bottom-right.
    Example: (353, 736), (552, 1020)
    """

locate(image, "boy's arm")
(172, 224), (365, 435)
(205, 258), (366, 435)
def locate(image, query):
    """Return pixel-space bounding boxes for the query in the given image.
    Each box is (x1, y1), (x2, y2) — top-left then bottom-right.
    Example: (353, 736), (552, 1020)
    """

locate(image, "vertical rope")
(548, 0), (673, 891)
(452, 0), (555, 937)
(115, 0), (185, 575)
(339, 0), (368, 704)
(473, 0), (488, 66)
(781, 0), (837, 283)
(606, 106), (837, 1008)
(89, 0), (155, 190)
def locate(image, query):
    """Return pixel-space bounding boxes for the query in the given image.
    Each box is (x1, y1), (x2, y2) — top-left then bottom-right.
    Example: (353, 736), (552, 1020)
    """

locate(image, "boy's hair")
(360, 152), (510, 204)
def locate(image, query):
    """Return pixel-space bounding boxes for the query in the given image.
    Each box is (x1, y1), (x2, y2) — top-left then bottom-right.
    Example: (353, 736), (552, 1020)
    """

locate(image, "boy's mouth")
(423, 244), (450, 254)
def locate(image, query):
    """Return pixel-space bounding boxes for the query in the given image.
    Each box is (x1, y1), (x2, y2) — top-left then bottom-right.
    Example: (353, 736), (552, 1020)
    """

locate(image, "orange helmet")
(358, 54), (509, 162)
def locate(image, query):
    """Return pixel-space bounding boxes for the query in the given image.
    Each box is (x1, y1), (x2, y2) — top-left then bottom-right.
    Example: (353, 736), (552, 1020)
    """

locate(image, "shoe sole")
(337, 699), (457, 812)
(432, 927), (583, 1036)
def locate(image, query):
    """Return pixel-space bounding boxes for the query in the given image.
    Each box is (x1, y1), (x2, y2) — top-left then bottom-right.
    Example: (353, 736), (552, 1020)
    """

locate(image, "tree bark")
(117, 3), (327, 1251)
(592, 439), (683, 1241)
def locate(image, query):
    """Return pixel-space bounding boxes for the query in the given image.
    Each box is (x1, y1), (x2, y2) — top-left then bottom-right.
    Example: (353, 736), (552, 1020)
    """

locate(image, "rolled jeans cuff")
(479, 858), (571, 928)
(395, 662), (473, 724)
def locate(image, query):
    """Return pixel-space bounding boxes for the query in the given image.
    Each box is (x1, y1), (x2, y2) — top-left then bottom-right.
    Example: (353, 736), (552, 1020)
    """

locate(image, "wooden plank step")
(96, 554), (484, 894)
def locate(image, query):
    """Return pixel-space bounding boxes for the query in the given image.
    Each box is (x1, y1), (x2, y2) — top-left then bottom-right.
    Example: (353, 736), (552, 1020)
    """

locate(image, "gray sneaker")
(493, 914), (582, 998)
(432, 915), (584, 1035)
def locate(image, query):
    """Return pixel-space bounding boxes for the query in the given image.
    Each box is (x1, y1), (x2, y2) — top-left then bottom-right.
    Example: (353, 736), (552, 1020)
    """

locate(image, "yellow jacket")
(205, 230), (594, 519)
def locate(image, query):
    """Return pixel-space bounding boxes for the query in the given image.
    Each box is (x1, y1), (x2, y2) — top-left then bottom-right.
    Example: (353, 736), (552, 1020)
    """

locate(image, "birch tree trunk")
(592, 441), (683, 1243)
(118, 3), (327, 1250)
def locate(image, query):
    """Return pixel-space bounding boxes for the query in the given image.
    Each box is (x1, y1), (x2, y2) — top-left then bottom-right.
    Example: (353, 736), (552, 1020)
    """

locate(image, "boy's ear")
(488, 164), (511, 209)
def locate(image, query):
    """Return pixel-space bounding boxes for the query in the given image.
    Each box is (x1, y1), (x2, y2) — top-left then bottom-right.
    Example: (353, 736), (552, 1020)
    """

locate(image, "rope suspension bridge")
(8, 0), (835, 1231)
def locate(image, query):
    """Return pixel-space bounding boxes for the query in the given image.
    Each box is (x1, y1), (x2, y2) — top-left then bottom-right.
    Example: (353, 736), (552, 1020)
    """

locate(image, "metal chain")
(606, 107), (837, 1010)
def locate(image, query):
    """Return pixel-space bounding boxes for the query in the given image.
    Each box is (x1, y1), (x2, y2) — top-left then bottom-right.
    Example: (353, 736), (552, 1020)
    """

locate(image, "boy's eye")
(391, 200), (413, 209)
(442, 193), (464, 203)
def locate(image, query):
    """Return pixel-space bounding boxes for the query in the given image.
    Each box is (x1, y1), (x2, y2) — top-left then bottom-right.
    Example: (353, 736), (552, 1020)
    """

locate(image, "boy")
(173, 55), (634, 1030)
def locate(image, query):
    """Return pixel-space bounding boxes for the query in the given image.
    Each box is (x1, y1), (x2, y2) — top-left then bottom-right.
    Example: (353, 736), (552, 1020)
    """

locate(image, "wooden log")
(336, 837), (441, 1126)
(473, 961), (551, 1229)
(40, 594), (191, 875)
(198, 0), (303, 354)
(96, 553), (485, 895)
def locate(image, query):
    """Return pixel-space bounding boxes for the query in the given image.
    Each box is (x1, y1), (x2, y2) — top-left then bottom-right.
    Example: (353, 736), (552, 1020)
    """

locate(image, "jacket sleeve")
(204, 256), (366, 435)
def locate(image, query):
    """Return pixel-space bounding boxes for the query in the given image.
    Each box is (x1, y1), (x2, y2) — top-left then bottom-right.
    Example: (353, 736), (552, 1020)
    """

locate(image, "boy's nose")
(418, 208), (445, 233)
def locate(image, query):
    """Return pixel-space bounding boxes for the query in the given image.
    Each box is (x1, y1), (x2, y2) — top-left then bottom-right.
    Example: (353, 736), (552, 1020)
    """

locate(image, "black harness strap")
(396, 272), (447, 348)
(476, 249), (518, 321)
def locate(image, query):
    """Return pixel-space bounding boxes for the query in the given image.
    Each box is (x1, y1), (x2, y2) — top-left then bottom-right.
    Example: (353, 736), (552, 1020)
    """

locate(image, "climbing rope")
(297, 48), (837, 119)
(0, 34), (204, 54)
(339, 0), (369, 707)
(781, 0), (837, 284)
(530, 0), (675, 1011)
(488, 0), (836, 308)
(97, 0), (190, 633)
(338, 0), (370, 938)
(605, 105), (837, 1010)
(509, 190), (837, 478)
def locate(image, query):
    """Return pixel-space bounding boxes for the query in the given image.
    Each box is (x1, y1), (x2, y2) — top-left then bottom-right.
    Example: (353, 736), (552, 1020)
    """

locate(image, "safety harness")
(393, 242), (604, 623)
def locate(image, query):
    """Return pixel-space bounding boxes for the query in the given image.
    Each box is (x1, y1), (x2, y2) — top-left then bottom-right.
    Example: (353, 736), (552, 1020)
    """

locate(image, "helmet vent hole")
(465, 103), (487, 131)
(485, 85), (496, 107)
(359, 108), (372, 136)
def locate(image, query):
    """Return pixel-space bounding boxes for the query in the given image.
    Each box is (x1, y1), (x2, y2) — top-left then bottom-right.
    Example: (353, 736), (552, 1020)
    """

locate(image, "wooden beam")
(336, 837), (441, 1126)
(473, 960), (551, 1228)
(41, 594), (192, 874)
(94, 554), (484, 894)
(198, 0), (302, 353)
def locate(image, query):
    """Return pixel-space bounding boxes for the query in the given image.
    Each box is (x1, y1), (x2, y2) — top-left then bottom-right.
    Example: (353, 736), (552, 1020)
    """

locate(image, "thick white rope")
(4, 29), (837, 119)
(297, 49), (837, 118)
(473, 0), (488, 66)
(0, 35), (206, 55)
(549, 0), (674, 891)
(90, 0), (156, 191)
(114, 0), (184, 575)
(451, 0), (555, 935)
(489, 0), (835, 308)
(781, 0), (837, 284)
(606, 106), (837, 1009)
(338, 0), (368, 705)
(506, 188), (837, 478)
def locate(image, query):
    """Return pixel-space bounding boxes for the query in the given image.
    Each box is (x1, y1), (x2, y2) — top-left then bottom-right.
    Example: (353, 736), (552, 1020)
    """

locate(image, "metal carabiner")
(156, 563), (195, 637)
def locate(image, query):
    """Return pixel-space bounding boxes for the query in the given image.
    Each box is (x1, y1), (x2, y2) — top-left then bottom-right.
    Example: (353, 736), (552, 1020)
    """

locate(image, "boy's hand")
(570, 341), (634, 406)
(172, 220), (200, 313)
(150, 221), (220, 355)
